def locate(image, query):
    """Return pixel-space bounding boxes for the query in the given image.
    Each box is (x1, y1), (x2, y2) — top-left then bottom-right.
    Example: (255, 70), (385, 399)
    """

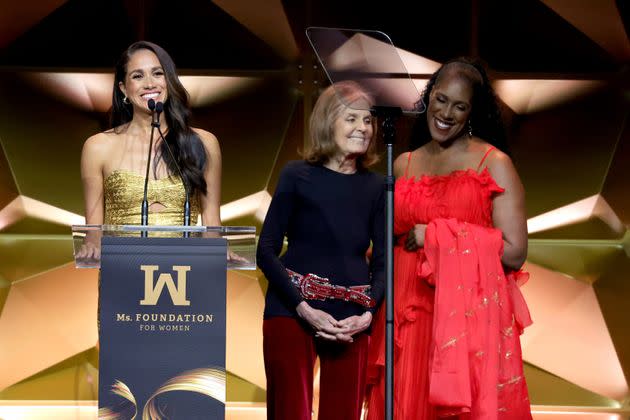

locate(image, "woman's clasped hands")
(296, 301), (372, 343)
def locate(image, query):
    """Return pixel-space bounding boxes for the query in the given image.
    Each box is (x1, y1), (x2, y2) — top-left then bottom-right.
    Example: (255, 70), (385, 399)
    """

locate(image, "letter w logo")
(140, 265), (191, 306)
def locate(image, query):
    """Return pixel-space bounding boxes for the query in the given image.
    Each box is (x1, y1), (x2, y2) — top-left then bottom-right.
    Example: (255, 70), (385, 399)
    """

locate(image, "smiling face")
(427, 72), (473, 143)
(118, 49), (168, 112)
(331, 99), (374, 161)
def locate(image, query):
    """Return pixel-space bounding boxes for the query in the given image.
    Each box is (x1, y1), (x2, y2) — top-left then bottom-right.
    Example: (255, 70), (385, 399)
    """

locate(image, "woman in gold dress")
(79, 41), (221, 257)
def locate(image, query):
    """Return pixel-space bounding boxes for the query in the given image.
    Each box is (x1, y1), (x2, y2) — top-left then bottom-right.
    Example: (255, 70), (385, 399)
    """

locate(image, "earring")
(123, 96), (130, 104)
(468, 120), (473, 138)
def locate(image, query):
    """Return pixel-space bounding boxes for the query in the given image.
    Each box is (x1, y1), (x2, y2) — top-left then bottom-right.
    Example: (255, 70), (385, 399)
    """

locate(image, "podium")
(72, 224), (256, 420)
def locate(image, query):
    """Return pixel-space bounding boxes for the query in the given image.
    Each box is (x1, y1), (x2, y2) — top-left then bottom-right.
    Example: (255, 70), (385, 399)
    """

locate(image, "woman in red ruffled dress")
(365, 58), (533, 419)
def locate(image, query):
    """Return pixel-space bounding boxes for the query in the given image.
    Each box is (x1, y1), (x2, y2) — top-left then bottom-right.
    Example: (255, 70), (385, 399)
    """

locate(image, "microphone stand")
(371, 105), (401, 420)
(140, 99), (158, 237)
(153, 101), (192, 238)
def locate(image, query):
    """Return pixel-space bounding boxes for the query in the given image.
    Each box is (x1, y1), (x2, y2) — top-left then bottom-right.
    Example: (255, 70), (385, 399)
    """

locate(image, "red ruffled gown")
(365, 160), (532, 419)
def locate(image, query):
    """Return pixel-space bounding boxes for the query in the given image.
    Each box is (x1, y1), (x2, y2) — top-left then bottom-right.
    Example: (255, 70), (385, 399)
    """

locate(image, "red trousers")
(263, 317), (369, 420)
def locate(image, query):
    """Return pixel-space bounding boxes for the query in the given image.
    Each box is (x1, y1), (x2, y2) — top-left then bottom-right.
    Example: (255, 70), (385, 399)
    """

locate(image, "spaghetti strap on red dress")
(365, 148), (532, 419)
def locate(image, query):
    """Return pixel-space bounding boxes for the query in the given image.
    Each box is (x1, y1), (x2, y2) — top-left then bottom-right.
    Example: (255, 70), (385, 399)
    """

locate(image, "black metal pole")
(373, 106), (401, 420)
(385, 138), (395, 420)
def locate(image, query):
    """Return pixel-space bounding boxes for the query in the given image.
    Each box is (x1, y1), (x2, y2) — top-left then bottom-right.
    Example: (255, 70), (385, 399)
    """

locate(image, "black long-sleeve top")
(256, 160), (385, 320)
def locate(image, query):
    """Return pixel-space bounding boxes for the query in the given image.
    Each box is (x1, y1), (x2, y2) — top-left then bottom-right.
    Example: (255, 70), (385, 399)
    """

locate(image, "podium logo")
(140, 265), (191, 306)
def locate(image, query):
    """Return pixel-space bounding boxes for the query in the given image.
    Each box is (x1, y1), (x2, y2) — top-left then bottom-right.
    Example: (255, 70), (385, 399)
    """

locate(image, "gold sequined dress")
(104, 170), (199, 226)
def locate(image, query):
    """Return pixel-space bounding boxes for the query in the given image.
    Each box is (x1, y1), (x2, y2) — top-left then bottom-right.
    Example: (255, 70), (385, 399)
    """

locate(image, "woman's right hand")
(296, 301), (347, 341)
(404, 224), (427, 251)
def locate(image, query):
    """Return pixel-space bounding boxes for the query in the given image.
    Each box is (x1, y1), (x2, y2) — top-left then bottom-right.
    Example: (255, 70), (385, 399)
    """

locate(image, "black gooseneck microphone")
(140, 98), (158, 235)
(153, 101), (192, 228)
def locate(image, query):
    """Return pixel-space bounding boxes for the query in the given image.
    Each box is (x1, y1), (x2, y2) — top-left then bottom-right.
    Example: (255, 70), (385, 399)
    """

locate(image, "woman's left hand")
(316, 311), (373, 343)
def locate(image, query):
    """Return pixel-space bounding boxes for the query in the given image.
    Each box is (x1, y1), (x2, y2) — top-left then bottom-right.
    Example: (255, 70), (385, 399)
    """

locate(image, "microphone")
(140, 99), (158, 236)
(153, 101), (192, 228)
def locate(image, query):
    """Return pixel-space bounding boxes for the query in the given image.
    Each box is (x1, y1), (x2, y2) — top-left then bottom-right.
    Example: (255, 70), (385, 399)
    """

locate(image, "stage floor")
(0, 401), (627, 419)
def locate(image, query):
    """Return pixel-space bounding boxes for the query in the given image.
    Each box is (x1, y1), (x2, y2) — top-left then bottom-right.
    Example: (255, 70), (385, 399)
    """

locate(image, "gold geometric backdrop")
(0, 0), (628, 418)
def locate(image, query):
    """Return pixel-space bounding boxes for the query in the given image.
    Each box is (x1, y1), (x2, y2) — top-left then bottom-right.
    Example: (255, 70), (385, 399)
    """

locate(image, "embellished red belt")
(286, 268), (375, 308)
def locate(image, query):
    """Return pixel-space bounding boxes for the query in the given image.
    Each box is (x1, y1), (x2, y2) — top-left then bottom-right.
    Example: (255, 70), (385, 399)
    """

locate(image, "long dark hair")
(409, 57), (509, 154)
(111, 41), (208, 196)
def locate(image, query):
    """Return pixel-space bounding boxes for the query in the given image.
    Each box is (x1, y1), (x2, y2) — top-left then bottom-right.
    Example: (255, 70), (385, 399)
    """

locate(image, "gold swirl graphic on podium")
(98, 367), (226, 420)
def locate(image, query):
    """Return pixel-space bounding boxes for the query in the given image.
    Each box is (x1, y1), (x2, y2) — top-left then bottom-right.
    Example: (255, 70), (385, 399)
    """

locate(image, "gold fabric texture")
(104, 170), (200, 226)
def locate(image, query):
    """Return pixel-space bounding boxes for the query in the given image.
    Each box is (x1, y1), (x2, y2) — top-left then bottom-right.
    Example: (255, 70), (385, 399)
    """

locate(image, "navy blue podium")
(72, 225), (255, 419)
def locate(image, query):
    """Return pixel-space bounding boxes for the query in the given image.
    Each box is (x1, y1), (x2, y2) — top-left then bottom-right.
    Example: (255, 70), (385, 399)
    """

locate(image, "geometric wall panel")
(0, 73), (101, 214)
(197, 79), (299, 204)
(494, 79), (603, 114)
(521, 262), (628, 401)
(511, 89), (627, 218)
(593, 248), (630, 403)
(0, 234), (74, 284)
(213, 0), (300, 61)
(540, 0), (630, 61)
(528, 217), (624, 241)
(227, 373), (265, 403)
(0, 273), (9, 319)
(0, 263), (97, 391)
(20, 72), (265, 113)
(226, 270), (266, 390)
(0, 1), (69, 50)
(0, 136), (19, 211)
(527, 194), (625, 240)
(0, 216), (75, 235)
(525, 363), (620, 407)
(478, 0), (617, 73)
(0, 349), (97, 400)
(527, 239), (622, 284)
(0, 196), (83, 233)
(601, 115), (630, 226)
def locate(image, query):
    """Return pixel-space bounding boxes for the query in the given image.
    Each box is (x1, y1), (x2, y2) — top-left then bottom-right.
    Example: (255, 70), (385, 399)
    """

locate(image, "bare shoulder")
(393, 151), (410, 168)
(485, 147), (514, 173)
(471, 139), (507, 167)
(484, 148), (523, 191)
(81, 131), (117, 176)
(84, 131), (109, 146)
(192, 127), (220, 155)
(192, 127), (218, 144)
(82, 131), (115, 157)
(393, 151), (410, 175)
